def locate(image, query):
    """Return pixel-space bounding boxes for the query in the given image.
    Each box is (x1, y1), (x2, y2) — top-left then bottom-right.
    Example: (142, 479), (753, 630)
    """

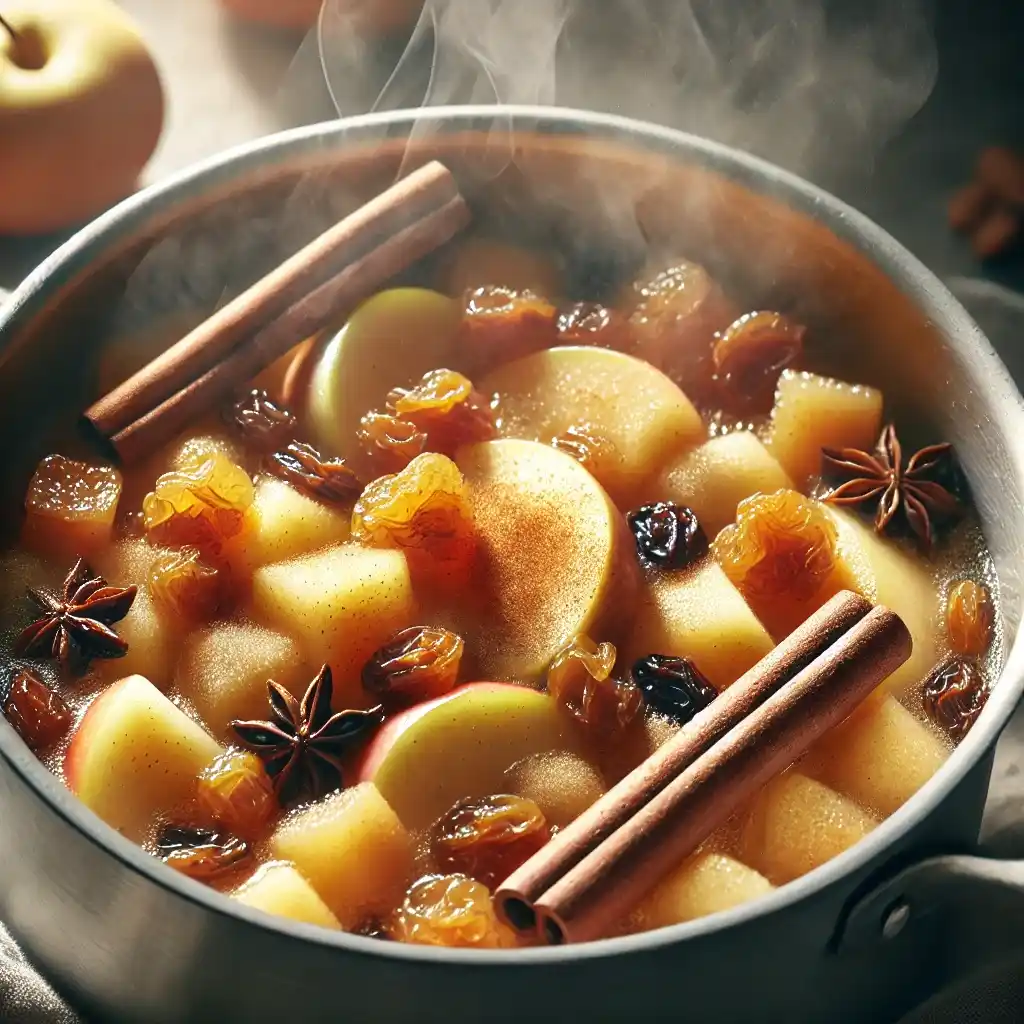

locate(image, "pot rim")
(2, 104), (1024, 967)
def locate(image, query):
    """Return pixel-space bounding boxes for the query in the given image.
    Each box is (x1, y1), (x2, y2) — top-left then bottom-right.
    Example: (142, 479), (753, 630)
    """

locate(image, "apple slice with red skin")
(354, 682), (584, 831)
(65, 674), (222, 842)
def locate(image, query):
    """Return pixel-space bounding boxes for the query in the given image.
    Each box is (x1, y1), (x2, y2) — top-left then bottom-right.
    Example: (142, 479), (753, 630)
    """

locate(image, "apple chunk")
(457, 440), (639, 681)
(65, 675), (222, 841)
(232, 862), (341, 930)
(622, 559), (773, 692)
(503, 751), (606, 829)
(305, 288), (462, 466)
(740, 772), (878, 885)
(656, 432), (793, 537)
(482, 347), (705, 507)
(174, 623), (313, 737)
(803, 694), (950, 816)
(251, 544), (417, 707)
(272, 783), (413, 929)
(637, 853), (773, 929)
(356, 683), (583, 831)
(765, 370), (883, 487)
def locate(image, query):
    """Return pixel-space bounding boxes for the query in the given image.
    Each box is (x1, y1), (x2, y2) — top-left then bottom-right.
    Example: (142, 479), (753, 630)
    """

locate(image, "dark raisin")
(225, 389), (297, 451)
(155, 825), (252, 883)
(625, 503), (708, 569)
(630, 654), (717, 724)
(3, 668), (72, 752)
(922, 657), (988, 742)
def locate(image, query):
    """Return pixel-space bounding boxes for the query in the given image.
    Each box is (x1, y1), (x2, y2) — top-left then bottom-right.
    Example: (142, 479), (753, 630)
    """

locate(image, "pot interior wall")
(0, 125), (1020, 711)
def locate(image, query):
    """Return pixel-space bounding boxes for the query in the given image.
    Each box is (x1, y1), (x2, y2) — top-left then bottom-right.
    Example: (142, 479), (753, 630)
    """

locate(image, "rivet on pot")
(881, 900), (911, 940)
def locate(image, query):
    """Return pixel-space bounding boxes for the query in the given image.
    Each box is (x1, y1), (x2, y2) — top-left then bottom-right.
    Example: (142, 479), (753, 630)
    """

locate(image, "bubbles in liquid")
(502, 750), (605, 829)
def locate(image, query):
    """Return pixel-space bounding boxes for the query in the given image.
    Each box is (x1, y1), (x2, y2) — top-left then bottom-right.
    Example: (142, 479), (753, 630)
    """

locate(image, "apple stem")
(0, 13), (18, 44)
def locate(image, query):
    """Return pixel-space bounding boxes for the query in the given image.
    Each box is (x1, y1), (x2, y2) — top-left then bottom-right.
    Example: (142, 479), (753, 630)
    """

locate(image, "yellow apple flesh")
(0, 0), (164, 235)
(232, 862), (341, 931)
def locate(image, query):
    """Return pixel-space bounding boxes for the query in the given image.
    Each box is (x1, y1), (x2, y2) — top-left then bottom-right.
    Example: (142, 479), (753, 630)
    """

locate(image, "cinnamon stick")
(495, 589), (872, 932)
(84, 160), (467, 459)
(531, 604), (911, 945)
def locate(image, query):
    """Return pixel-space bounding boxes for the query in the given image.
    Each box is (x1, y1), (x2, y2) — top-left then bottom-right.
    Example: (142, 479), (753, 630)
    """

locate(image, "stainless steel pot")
(1, 107), (1023, 1024)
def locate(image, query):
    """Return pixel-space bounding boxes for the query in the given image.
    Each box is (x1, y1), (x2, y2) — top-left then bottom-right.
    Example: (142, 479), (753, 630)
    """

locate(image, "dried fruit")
(354, 919), (392, 941)
(550, 426), (622, 477)
(630, 654), (717, 725)
(143, 451), (254, 556)
(362, 625), (464, 705)
(712, 311), (805, 412)
(2, 668), (72, 752)
(268, 442), (363, 505)
(351, 453), (475, 581)
(556, 302), (633, 351)
(627, 260), (736, 404)
(387, 368), (496, 454)
(197, 749), (278, 841)
(230, 664), (383, 806)
(148, 546), (227, 622)
(460, 285), (558, 373)
(923, 657), (988, 741)
(433, 794), (550, 888)
(225, 389), (297, 451)
(155, 825), (252, 884)
(14, 558), (137, 676)
(393, 873), (515, 949)
(626, 503), (708, 570)
(547, 634), (642, 734)
(713, 489), (838, 602)
(946, 579), (995, 657)
(357, 412), (428, 474)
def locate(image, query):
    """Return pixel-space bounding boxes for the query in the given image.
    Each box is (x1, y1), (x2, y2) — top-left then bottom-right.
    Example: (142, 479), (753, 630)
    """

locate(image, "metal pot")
(0, 107), (1022, 1024)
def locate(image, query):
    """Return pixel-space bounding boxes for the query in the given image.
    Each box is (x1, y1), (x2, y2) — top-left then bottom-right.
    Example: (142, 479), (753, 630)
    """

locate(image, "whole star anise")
(230, 665), (382, 806)
(268, 441), (363, 505)
(14, 559), (137, 676)
(821, 423), (963, 550)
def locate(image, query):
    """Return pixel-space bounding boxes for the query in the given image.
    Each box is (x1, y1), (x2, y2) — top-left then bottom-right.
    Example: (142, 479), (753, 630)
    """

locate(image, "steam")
(317, 0), (938, 185)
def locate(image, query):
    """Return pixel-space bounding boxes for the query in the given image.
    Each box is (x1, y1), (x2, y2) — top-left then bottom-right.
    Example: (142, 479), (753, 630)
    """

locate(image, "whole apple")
(218, 0), (422, 35)
(0, 0), (164, 236)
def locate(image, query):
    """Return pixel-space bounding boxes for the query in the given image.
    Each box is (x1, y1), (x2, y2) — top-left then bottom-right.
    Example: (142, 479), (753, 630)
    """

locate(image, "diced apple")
(65, 675), (222, 841)
(251, 544), (417, 707)
(804, 694), (950, 816)
(827, 507), (941, 696)
(305, 288), (462, 468)
(656, 432), (794, 537)
(638, 853), (773, 929)
(232, 861), (341, 930)
(96, 586), (180, 690)
(271, 783), (414, 929)
(481, 347), (705, 507)
(224, 476), (350, 575)
(765, 370), (883, 487)
(503, 751), (606, 829)
(440, 238), (563, 299)
(622, 558), (773, 691)
(740, 772), (878, 885)
(355, 682), (584, 830)
(456, 440), (639, 680)
(175, 623), (313, 737)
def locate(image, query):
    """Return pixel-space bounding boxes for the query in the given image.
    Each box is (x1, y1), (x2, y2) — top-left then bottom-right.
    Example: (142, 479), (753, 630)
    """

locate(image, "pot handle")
(834, 853), (1024, 953)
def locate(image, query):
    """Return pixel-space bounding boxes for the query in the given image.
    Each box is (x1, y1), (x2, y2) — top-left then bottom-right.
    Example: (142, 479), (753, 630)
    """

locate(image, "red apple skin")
(64, 677), (129, 794)
(353, 683), (520, 782)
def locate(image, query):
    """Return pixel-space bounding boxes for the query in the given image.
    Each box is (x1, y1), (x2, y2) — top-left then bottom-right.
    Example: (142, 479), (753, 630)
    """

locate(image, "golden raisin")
(712, 311), (805, 413)
(3, 668), (72, 753)
(155, 825), (252, 886)
(351, 453), (475, 585)
(22, 455), (122, 559)
(547, 634), (643, 734)
(556, 302), (634, 351)
(197, 749), (278, 841)
(142, 452), (254, 556)
(393, 874), (516, 949)
(388, 369), (496, 455)
(460, 285), (558, 374)
(148, 546), (228, 622)
(550, 426), (623, 480)
(946, 579), (994, 657)
(713, 489), (838, 603)
(357, 412), (428, 474)
(432, 795), (550, 888)
(627, 260), (736, 406)
(362, 625), (464, 705)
